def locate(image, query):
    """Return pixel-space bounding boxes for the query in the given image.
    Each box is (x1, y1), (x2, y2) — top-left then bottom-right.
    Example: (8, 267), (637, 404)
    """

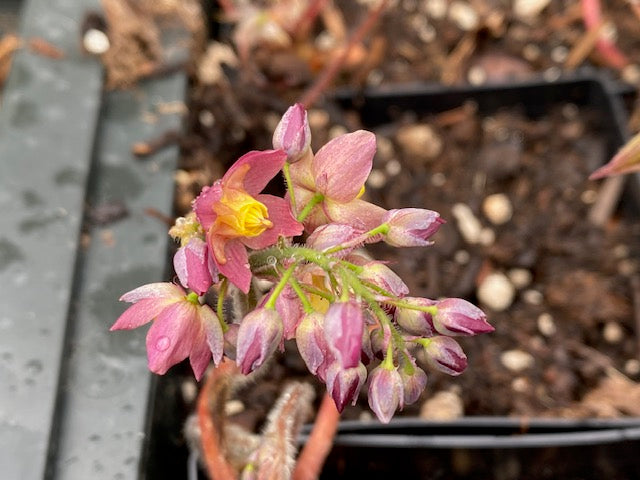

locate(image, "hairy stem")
(292, 393), (341, 480)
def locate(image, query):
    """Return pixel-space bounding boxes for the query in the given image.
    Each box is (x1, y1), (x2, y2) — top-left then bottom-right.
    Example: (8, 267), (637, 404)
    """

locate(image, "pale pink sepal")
(224, 149), (287, 196)
(173, 238), (217, 296)
(111, 297), (176, 331)
(324, 301), (364, 369)
(216, 239), (252, 294)
(312, 130), (376, 202)
(323, 198), (386, 232)
(236, 308), (283, 374)
(193, 183), (223, 230)
(368, 365), (404, 423)
(119, 282), (184, 303)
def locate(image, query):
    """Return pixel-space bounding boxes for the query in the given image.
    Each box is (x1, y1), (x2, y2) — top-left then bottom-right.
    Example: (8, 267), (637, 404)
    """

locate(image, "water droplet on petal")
(156, 336), (170, 351)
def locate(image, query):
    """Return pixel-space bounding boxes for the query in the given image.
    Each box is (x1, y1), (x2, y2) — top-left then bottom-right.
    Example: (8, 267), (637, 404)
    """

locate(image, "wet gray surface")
(0, 0), (185, 478)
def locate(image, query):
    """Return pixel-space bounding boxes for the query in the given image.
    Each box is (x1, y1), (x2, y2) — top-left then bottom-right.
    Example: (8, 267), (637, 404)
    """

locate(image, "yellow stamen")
(356, 185), (366, 199)
(211, 187), (272, 239)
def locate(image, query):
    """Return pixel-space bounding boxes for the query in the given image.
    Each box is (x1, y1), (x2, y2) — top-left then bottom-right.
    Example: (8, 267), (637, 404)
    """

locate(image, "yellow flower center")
(212, 188), (273, 239)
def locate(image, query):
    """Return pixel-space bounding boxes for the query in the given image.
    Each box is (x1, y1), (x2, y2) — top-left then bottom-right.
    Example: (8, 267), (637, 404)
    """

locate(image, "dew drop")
(156, 336), (170, 351)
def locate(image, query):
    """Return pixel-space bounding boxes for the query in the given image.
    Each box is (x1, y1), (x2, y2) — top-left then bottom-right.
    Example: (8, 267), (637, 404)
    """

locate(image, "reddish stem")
(197, 360), (239, 480)
(292, 0), (330, 40)
(292, 393), (341, 480)
(298, 0), (389, 109)
(581, 0), (628, 69)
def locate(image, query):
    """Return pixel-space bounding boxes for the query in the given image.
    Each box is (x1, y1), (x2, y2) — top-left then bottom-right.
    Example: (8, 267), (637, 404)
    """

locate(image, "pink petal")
(193, 183), (223, 230)
(242, 194), (303, 249)
(111, 297), (175, 331)
(174, 238), (214, 296)
(312, 131), (375, 202)
(120, 282), (184, 303)
(216, 239), (252, 293)
(287, 148), (316, 190)
(199, 304), (224, 365)
(223, 150), (286, 196)
(146, 302), (200, 375)
(324, 198), (386, 231)
(188, 330), (212, 381)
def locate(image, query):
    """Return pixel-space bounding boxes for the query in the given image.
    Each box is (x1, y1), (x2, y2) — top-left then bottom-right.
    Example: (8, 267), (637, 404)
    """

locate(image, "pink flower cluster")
(112, 104), (493, 423)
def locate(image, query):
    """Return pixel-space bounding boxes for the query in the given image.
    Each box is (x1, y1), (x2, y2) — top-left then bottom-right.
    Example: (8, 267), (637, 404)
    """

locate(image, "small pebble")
(420, 390), (464, 420)
(580, 189), (597, 204)
(501, 349), (535, 372)
(385, 159), (402, 176)
(522, 44), (541, 62)
(308, 109), (330, 130)
(625, 359), (640, 376)
(467, 66), (487, 86)
(613, 244), (630, 259)
(522, 289), (543, 305)
(423, 0), (447, 19)
(376, 136), (395, 161)
(602, 22), (618, 42)
(225, 399), (245, 416)
(367, 69), (384, 87)
(396, 124), (443, 160)
(508, 268), (532, 289)
(550, 45), (568, 64)
(452, 203), (483, 244)
(328, 125), (348, 140)
(561, 104), (580, 119)
(449, 1), (479, 31)
(511, 377), (530, 393)
(83, 28), (110, 55)
(603, 321), (623, 344)
(513, 0), (552, 19)
(479, 228), (496, 246)
(359, 411), (374, 422)
(482, 193), (513, 225)
(622, 64), (640, 85)
(477, 272), (516, 311)
(199, 110), (215, 128)
(543, 66), (562, 82)
(181, 380), (197, 403)
(367, 169), (387, 188)
(537, 313), (556, 337)
(454, 249), (470, 265)
(431, 172), (446, 187)
(618, 259), (637, 276)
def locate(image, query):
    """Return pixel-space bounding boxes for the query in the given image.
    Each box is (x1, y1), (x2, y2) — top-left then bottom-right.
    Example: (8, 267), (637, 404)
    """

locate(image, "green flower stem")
(324, 222), (390, 254)
(386, 299), (439, 316)
(265, 263), (298, 310)
(282, 162), (297, 213)
(381, 341), (395, 369)
(216, 278), (229, 333)
(288, 276), (314, 314)
(300, 283), (335, 302)
(297, 192), (324, 222)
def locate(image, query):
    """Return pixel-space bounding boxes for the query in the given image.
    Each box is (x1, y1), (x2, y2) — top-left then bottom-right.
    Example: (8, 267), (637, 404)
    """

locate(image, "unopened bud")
(274, 285), (303, 340)
(422, 336), (467, 376)
(296, 312), (327, 375)
(236, 308), (283, 374)
(433, 298), (493, 336)
(359, 262), (409, 298)
(273, 103), (311, 163)
(173, 237), (217, 296)
(395, 297), (438, 336)
(368, 364), (404, 423)
(326, 361), (367, 412)
(383, 208), (444, 247)
(306, 223), (362, 254)
(399, 354), (428, 405)
(324, 301), (364, 369)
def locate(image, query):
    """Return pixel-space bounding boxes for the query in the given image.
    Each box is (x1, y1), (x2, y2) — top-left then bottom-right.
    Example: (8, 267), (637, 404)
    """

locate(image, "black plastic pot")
(316, 75), (640, 478)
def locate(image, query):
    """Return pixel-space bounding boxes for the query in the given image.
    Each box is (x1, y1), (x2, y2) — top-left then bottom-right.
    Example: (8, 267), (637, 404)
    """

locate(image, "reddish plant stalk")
(581, 0), (628, 69)
(292, 393), (341, 480)
(197, 360), (239, 480)
(292, 0), (330, 40)
(298, 0), (389, 108)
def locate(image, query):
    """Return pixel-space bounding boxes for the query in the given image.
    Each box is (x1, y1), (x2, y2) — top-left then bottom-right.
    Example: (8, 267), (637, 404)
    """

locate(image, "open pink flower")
(111, 283), (224, 380)
(194, 150), (303, 293)
(289, 130), (386, 232)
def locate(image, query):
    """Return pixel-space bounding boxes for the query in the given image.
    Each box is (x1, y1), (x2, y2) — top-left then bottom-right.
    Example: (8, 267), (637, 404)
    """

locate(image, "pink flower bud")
(326, 361), (367, 412)
(422, 336), (467, 376)
(368, 364), (404, 423)
(433, 298), (493, 336)
(324, 301), (364, 369)
(383, 208), (444, 247)
(306, 223), (362, 254)
(394, 297), (438, 337)
(399, 355), (427, 405)
(295, 312), (327, 375)
(370, 326), (391, 360)
(272, 103), (311, 163)
(274, 285), (303, 341)
(359, 261), (409, 298)
(236, 308), (283, 374)
(173, 238), (217, 295)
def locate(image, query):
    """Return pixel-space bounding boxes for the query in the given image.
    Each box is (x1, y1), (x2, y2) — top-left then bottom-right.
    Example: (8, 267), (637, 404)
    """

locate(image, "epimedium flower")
(111, 283), (224, 381)
(382, 208), (444, 247)
(368, 363), (404, 423)
(173, 237), (217, 296)
(433, 298), (493, 336)
(194, 150), (303, 293)
(288, 129), (386, 232)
